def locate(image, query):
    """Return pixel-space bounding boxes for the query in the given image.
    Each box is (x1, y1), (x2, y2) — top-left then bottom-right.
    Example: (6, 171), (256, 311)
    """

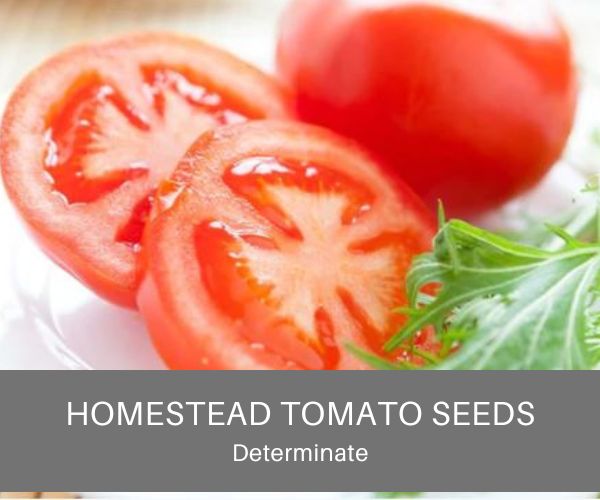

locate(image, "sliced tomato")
(0, 33), (290, 307)
(138, 121), (436, 370)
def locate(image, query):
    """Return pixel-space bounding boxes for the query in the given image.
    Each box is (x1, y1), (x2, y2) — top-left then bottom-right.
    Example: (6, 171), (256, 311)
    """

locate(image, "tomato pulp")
(277, 0), (577, 216)
(139, 122), (436, 369)
(1, 33), (290, 306)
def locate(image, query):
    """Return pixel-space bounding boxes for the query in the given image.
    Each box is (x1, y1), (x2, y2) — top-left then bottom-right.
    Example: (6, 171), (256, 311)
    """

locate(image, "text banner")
(0, 371), (596, 492)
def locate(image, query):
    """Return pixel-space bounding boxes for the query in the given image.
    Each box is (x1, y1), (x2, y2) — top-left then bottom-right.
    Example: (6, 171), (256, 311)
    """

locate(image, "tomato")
(138, 121), (436, 370)
(277, 0), (577, 216)
(1, 32), (290, 307)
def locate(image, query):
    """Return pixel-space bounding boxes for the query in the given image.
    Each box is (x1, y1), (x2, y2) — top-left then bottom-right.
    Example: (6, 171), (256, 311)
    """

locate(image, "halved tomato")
(0, 32), (290, 307)
(139, 121), (436, 370)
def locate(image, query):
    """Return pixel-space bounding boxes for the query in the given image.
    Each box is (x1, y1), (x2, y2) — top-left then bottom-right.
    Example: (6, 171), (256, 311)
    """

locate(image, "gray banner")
(0, 371), (596, 492)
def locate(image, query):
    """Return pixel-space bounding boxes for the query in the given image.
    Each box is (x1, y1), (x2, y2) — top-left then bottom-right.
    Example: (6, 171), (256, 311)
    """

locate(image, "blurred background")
(0, 0), (288, 92)
(0, 0), (598, 93)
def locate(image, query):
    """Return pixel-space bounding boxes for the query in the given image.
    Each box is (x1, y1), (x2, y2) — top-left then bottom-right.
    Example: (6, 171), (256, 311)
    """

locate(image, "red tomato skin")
(137, 265), (219, 369)
(277, 0), (578, 216)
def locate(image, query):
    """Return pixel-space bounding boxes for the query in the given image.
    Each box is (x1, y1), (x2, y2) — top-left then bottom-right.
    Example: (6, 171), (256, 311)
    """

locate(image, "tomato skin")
(1, 32), (291, 307)
(139, 121), (435, 370)
(277, 0), (577, 216)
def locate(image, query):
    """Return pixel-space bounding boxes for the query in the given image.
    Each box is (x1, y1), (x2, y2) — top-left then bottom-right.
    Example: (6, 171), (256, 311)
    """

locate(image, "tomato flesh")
(44, 77), (150, 204)
(43, 67), (248, 251)
(139, 122), (436, 370)
(199, 158), (418, 369)
(116, 194), (155, 248)
(1, 33), (290, 306)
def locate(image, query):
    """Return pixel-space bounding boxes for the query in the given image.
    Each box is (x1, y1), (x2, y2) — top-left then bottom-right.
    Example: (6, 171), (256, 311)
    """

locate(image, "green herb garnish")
(385, 216), (600, 369)
(353, 193), (600, 370)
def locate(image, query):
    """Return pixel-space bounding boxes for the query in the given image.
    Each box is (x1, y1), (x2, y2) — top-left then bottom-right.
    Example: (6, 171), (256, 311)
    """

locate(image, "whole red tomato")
(277, 0), (577, 216)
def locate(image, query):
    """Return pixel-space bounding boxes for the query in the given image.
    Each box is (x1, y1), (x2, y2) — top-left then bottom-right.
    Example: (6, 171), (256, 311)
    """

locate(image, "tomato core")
(193, 156), (426, 369)
(43, 68), (247, 206)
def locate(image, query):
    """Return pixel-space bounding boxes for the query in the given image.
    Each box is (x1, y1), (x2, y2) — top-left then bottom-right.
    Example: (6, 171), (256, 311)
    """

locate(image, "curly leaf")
(384, 220), (600, 370)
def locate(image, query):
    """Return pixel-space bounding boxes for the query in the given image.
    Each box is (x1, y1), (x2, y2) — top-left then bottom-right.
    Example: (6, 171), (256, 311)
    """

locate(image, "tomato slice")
(139, 121), (436, 370)
(0, 33), (290, 307)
